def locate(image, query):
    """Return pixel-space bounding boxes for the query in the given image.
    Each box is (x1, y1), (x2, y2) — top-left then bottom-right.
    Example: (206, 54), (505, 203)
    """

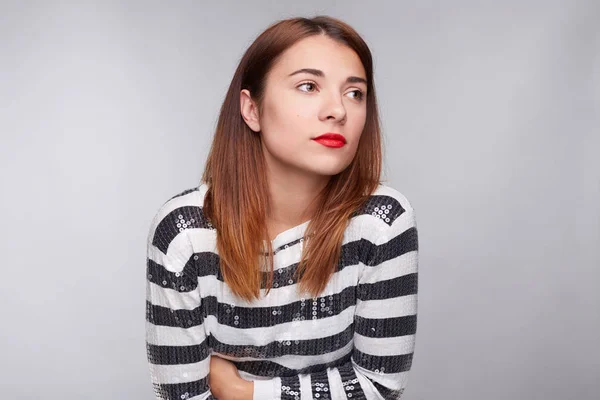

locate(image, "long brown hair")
(201, 15), (382, 302)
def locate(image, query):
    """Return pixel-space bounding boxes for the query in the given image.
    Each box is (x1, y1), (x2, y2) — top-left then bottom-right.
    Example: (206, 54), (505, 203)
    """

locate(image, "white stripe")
(360, 211), (416, 247)
(359, 251), (418, 283)
(147, 237), (193, 273)
(372, 185), (412, 209)
(148, 359), (209, 385)
(146, 321), (207, 346)
(186, 227), (218, 253)
(299, 373), (311, 400)
(146, 280), (201, 310)
(205, 308), (355, 346)
(353, 332), (415, 357)
(355, 294), (418, 318)
(326, 367), (345, 400)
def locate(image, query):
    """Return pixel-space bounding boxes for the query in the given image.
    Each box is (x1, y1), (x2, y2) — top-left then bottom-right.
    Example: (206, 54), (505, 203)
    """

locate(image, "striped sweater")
(145, 182), (419, 400)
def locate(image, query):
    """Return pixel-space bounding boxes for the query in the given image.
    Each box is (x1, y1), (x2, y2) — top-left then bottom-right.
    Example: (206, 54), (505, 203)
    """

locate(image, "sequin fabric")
(146, 183), (418, 399)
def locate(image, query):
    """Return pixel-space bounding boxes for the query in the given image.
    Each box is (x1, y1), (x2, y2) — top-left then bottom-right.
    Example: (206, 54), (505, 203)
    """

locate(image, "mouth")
(312, 132), (346, 148)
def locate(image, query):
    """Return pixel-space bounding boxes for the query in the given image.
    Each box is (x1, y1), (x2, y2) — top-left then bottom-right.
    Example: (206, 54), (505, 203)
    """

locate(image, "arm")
(252, 206), (419, 400)
(145, 207), (215, 400)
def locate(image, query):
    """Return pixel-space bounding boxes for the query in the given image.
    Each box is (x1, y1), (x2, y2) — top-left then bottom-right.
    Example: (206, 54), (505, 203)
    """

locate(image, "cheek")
(263, 94), (313, 138)
(347, 107), (367, 138)
(260, 105), (304, 157)
(284, 97), (313, 124)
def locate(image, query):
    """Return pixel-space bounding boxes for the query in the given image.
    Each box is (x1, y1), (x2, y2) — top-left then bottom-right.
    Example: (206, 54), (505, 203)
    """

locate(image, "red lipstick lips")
(312, 133), (346, 148)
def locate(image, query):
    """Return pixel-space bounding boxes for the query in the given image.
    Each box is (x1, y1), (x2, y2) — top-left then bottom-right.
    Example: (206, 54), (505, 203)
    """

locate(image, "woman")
(146, 15), (419, 400)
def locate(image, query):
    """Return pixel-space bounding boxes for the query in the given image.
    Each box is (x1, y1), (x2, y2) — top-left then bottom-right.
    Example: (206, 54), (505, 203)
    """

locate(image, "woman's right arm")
(145, 205), (215, 400)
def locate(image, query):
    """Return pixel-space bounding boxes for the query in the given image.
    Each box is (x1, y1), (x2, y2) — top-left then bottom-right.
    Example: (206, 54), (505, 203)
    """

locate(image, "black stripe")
(147, 286), (349, 329)
(352, 348), (414, 374)
(354, 314), (417, 338)
(152, 376), (212, 400)
(337, 362), (367, 400)
(146, 340), (210, 365)
(280, 375), (301, 400)
(233, 352), (352, 377)
(365, 227), (418, 267)
(193, 252), (220, 277)
(202, 286), (354, 329)
(152, 206), (210, 253)
(357, 273), (418, 301)
(212, 240), (364, 284)
(310, 369), (332, 399)
(146, 301), (205, 328)
(211, 323), (353, 358)
(147, 258), (199, 292)
(351, 195), (406, 227)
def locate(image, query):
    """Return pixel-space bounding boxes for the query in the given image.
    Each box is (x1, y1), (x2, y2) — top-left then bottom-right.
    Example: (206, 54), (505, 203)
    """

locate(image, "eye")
(348, 89), (364, 101)
(297, 81), (318, 93)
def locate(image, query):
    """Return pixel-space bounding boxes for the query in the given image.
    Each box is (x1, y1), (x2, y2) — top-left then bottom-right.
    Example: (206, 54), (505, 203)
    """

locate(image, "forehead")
(270, 35), (366, 80)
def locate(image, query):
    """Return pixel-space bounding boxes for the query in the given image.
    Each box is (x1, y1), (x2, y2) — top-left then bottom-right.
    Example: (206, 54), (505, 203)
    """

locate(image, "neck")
(264, 160), (329, 234)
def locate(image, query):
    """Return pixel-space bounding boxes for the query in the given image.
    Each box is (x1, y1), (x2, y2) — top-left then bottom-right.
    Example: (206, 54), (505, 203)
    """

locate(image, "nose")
(319, 92), (347, 124)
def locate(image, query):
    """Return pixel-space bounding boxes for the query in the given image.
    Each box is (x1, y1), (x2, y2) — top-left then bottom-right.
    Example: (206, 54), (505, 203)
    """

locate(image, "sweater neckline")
(264, 219), (311, 249)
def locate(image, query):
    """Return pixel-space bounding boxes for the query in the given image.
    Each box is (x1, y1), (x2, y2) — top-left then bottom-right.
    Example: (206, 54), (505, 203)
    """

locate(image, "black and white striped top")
(146, 182), (419, 400)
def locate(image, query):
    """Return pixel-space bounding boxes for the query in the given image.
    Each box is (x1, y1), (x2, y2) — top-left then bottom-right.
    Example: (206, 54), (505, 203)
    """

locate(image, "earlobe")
(240, 89), (261, 132)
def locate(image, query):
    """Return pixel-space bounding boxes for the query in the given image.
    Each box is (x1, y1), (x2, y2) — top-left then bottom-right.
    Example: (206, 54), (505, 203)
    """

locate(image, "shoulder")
(146, 182), (212, 254)
(352, 183), (417, 244)
(353, 183), (415, 225)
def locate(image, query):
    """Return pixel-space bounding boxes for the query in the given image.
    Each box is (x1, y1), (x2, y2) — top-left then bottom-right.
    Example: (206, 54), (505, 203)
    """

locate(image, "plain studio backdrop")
(0, 1), (598, 399)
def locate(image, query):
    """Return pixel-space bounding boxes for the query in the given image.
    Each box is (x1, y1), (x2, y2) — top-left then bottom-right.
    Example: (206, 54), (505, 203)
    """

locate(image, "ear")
(240, 89), (261, 132)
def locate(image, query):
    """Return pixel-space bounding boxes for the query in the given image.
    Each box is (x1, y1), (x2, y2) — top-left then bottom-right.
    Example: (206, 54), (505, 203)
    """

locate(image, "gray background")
(1, 1), (598, 399)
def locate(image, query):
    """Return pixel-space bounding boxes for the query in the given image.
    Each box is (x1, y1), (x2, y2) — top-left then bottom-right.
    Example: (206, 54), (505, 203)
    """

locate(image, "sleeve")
(145, 209), (216, 400)
(252, 206), (419, 400)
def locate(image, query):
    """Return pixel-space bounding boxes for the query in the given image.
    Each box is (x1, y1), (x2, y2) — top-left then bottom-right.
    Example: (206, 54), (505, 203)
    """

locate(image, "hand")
(209, 354), (254, 400)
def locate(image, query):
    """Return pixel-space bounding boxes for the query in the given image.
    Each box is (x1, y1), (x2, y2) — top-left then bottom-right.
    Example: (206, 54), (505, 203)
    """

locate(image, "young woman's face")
(244, 35), (368, 179)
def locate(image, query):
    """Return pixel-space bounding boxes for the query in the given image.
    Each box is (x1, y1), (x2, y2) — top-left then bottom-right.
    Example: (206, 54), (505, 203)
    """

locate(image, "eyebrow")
(288, 68), (367, 85)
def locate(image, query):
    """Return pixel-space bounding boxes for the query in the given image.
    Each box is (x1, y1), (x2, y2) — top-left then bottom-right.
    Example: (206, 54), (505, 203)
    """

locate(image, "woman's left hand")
(209, 354), (254, 400)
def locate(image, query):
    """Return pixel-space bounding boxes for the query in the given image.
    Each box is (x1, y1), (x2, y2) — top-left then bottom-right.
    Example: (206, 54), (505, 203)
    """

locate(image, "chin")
(304, 162), (350, 177)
